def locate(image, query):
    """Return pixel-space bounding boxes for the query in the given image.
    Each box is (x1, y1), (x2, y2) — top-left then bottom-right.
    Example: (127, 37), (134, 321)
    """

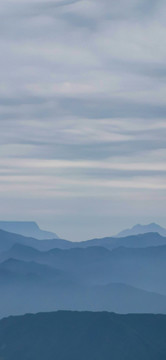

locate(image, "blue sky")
(0, 0), (166, 240)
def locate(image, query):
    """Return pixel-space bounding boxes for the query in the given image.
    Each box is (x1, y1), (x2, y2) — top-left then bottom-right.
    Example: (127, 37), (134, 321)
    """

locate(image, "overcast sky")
(0, 0), (166, 240)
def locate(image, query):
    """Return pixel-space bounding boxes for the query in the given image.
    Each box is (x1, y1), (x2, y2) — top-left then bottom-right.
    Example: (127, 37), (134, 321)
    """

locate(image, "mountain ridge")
(0, 221), (59, 240)
(116, 223), (166, 237)
(1, 311), (166, 360)
(1, 229), (166, 253)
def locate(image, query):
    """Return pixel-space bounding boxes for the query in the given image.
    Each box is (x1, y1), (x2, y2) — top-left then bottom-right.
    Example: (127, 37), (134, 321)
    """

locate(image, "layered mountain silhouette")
(1, 225), (166, 317)
(1, 228), (166, 253)
(116, 222), (166, 237)
(1, 311), (166, 360)
(0, 221), (59, 240)
(0, 229), (71, 252)
(0, 233), (166, 316)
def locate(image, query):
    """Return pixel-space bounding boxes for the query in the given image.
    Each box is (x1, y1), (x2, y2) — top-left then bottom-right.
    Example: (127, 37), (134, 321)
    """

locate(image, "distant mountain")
(1, 228), (166, 253)
(1, 242), (166, 317)
(1, 225), (166, 318)
(0, 257), (60, 280)
(0, 229), (72, 252)
(0, 221), (59, 240)
(1, 228), (166, 317)
(116, 223), (166, 237)
(1, 311), (166, 360)
(80, 232), (166, 250)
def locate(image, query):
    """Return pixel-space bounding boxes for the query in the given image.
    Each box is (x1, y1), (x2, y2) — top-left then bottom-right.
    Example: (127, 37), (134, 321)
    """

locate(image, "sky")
(0, 0), (166, 240)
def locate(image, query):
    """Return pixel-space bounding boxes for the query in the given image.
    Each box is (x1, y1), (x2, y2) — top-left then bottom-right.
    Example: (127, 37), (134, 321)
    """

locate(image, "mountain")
(1, 228), (166, 317)
(0, 221), (59, 240)
(1, 311), (166, 360)
(116, 223), (166, 237)
(78, 283), (166, 314)
(1, 274), (165, 317)
(0, 229), (73, 252)
(80, 232), (166, 250)
(0, 256), (75, 318)
(1, 228), (166, 254)
(1, 242), (166, 317)
(0, 257), (60, 280)
(1, 221), (166, 247)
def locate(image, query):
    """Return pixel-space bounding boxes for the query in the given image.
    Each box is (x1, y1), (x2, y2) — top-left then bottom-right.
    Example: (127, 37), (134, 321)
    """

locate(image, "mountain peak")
(116, 223), (166, 238)
(0, 221), (59, 240)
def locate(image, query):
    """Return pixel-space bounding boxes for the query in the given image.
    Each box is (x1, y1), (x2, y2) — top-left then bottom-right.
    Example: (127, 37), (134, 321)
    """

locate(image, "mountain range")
(0, 226), (166, 317)
(1, 227), (166, 253)
(1, 221), (165, 242)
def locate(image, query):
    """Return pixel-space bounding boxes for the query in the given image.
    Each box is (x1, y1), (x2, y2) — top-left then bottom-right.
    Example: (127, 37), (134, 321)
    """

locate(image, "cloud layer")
(0, 0), (166, 239)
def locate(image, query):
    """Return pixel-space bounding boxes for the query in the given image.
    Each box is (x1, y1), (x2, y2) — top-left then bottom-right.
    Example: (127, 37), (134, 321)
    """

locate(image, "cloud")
(0, 0), (166, 239)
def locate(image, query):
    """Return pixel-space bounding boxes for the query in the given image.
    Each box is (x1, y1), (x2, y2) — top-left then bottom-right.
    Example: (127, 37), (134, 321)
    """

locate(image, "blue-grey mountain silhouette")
(80, 232), (166, 249)
(0, 229), (72, 252)
(1, 311), (166, 360)
(1, 238), (166, 317)
(1, 226), (166, 317)
(116, 222), (166, 237)
(1, 228), (166, 253)
(0, 221), (59, 240)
